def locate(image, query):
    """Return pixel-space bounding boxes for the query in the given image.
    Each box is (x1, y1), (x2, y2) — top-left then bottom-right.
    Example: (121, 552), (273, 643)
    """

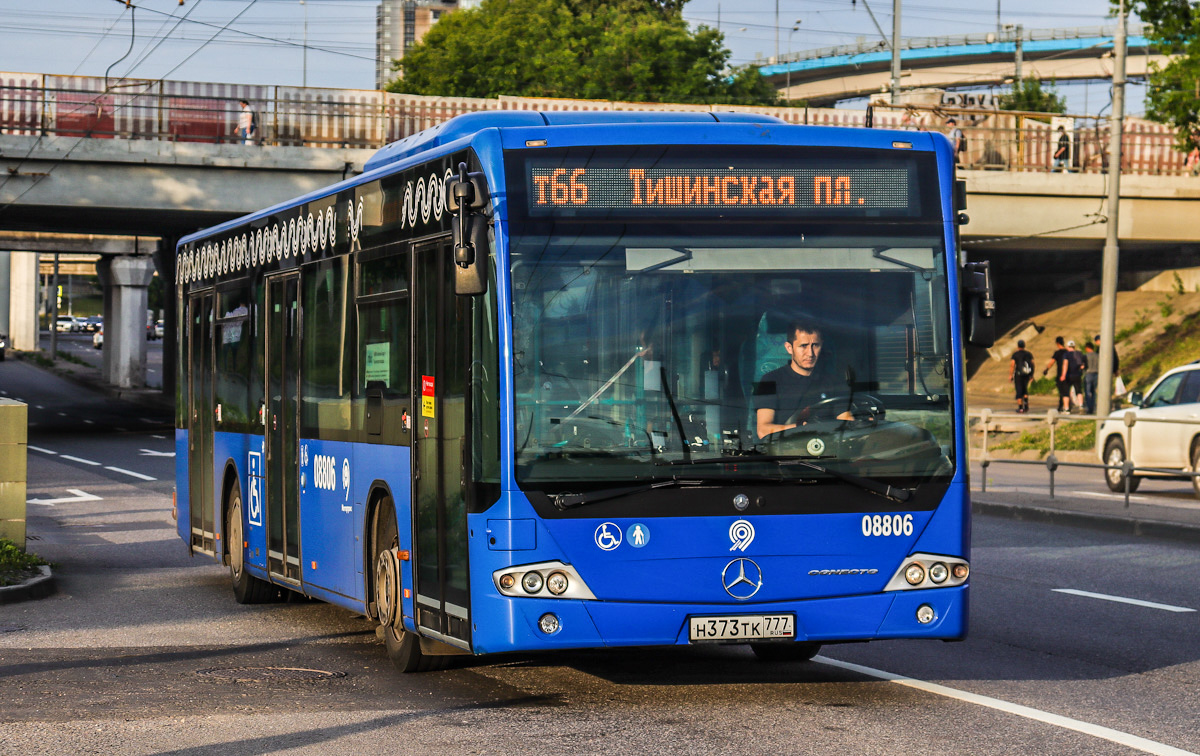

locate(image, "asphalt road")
(42, 329), (164, 390)
(2, 359), (1198, 755)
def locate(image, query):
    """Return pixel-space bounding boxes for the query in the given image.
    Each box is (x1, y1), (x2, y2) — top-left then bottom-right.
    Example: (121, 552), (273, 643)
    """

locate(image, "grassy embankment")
(994, 280), (1200, 455)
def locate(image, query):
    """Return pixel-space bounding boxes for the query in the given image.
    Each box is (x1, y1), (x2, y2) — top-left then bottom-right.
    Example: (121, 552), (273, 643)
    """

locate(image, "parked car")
(1097, 362), (1200, 497)
(154, 320), (164, 339)
(0, 332), (7, 361)
(93, 327), (103, 349)
(83, 316), (103, 332)
(55, 316), (78, 333)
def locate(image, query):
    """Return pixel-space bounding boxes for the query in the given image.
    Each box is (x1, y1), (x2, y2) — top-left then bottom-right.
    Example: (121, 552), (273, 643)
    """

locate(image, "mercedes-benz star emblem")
(721, 558), (763, 600)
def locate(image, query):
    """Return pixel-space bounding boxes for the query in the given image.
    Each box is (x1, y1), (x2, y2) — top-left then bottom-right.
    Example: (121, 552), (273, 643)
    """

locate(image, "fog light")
(928, 562), (948, 584)
(546, 571), (569, 595)
(904, 563), (926, 586)
(916, 604), (936, 624)
(522, 571), (544, 594)
(498, 573), (516, 590)
(952, 563), (969, 580)
(538, 613), (560, 634)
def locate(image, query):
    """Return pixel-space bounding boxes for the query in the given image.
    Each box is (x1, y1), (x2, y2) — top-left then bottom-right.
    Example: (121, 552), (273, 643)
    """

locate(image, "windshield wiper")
(657, 454), (912, 503)
(551, 478), (703, 510)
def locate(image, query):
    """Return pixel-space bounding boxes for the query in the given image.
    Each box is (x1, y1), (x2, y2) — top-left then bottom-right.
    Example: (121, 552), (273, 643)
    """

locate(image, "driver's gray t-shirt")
(754, 365), (837, 423)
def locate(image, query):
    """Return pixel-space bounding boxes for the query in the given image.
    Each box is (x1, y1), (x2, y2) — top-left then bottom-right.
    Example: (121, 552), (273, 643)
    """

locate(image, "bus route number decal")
(862, 514), (913, 537)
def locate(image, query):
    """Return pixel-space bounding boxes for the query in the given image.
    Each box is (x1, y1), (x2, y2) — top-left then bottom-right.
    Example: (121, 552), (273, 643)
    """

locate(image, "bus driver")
(755, 319), (853, 439)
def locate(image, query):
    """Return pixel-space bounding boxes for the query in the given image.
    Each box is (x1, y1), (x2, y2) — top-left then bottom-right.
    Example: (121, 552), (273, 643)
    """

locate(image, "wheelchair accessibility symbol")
(594, 522), (622, 551)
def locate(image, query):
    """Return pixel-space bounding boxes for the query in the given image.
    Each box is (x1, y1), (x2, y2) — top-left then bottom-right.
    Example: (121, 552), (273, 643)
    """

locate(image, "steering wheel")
(783, 393), (886, 427)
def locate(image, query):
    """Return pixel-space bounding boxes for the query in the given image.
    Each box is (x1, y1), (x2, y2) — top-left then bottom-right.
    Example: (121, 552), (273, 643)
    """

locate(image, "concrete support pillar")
(8, 252), (39, 351)
(0, 252), (10, 337)
(100, 256), (156, 389)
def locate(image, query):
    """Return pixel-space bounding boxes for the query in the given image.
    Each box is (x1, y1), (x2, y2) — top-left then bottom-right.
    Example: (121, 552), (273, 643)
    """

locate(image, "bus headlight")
(493, 561), (596, 600)
(521, 571), (544, 594)
(884, 554), (970, 591)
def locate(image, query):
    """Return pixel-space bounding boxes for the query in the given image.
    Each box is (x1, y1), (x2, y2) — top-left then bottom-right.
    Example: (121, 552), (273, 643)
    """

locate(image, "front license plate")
(688, 614), (795, 642)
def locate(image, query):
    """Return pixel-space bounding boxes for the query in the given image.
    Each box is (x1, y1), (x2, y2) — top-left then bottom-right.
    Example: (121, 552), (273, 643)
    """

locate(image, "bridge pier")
(2, 252), (39, 352)
(97, 256), (155, 389)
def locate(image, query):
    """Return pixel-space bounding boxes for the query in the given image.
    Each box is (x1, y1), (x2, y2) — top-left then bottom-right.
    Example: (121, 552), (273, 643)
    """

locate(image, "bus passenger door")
(266, 273), (302, 583)
(187, 291), (215, 555)
(412, 239), (471, 649)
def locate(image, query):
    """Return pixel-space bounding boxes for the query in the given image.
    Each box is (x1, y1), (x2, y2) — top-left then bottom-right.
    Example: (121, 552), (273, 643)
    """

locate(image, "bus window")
(357, 251), (411, 444)
(215, 282), (255, 433)
(301, 258), (352, 439)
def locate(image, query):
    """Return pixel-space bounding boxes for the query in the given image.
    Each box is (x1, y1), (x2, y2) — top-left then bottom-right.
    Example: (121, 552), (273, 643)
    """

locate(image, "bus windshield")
(508, 223), (955, 491)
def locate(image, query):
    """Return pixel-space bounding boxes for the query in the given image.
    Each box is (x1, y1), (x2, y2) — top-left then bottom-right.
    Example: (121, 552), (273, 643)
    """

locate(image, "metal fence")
(0, 71), (1191, 174)
(971, 408), (1200, 507)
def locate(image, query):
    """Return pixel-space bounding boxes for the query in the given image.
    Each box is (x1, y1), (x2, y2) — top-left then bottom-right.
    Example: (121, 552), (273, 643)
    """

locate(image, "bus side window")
(357, 250), (411, 445)
(301, 258), (352, 440)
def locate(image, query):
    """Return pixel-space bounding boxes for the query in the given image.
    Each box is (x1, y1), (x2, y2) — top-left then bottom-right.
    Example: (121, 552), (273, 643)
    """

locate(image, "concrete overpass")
(0, 134), (371, 389)
(761, 25), (1164, 106)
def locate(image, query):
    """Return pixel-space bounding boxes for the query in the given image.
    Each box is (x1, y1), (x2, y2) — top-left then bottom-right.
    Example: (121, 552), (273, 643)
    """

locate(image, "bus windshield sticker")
(421, 375), (436, 418)
(364, 343), (390, 386)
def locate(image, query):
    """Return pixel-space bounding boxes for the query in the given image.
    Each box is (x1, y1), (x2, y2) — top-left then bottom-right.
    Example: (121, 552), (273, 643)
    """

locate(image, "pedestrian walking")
(1063, 340), (1087, 413)
(1010, 339), (1034, 413)
(234, 99), (258, 145)
(946, 118), (965, 164)
(1043, 336), (1070, 412)
(1052, 125), (1070, 172)
(1083, 340), (1099, 414)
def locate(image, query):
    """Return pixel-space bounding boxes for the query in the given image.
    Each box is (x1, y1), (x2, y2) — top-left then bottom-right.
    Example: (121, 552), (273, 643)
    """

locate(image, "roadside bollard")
(1046, 408), (1058, 498)
(979, 408), (991, 493)
(1123, 410), (1138, 508)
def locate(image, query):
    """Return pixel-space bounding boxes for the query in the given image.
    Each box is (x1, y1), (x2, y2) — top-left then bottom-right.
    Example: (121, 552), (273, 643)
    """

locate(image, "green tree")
(385, 0), (779, 106)
(996, 77), (1068, 114)
(1123, 0), (1200, 149)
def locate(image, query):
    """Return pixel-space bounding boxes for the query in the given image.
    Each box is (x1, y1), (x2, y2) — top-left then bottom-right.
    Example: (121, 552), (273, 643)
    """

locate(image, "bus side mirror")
(963, 260), (995, 348)
(446, 162), (489, 296)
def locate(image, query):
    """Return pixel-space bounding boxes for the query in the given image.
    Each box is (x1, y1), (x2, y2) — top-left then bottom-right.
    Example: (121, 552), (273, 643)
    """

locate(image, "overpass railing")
(0, 72), (1190, 174)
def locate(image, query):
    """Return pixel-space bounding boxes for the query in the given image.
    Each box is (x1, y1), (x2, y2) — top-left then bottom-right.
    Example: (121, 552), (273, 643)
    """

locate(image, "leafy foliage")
(1123, 0), (1200, 149)
(385, 0), (779, 106)
(996, 77), (1067, 114)
(0, 538), (46, 587)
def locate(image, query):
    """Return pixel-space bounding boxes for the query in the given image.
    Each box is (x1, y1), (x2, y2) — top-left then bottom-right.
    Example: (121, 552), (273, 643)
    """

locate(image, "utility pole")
(1096, 0), (1127, 418)
(890, 0), (902, 104)
(775, 0), (779, 63)
(300, 0), (308, 88)
(1014, 24), (1023, 83)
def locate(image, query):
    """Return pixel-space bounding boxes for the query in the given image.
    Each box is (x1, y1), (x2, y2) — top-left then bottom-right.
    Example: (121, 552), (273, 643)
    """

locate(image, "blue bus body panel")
(175, 429), (190, 546)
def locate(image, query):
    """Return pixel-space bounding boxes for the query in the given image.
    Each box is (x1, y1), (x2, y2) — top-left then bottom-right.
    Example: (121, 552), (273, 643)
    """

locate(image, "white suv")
(1098, 363), (1200, 496)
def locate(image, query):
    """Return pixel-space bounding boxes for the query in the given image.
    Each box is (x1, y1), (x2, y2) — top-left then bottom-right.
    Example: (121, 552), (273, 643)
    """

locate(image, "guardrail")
(0, 72), (1190, 174)
(971, 408), (1200, 508)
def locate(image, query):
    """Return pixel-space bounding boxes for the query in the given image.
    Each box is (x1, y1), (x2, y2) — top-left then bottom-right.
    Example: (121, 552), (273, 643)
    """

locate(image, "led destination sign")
(526, 162), (917, 216)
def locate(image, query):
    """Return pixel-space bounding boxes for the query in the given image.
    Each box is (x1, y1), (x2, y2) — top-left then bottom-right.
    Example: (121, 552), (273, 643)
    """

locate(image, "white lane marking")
(105, 466), (156, 481)
(817, 656), (1198, 756)
(35, 404), (44, 410)
(1053, 588), (1195, 613)
(140, 418), (159, 424)
(151, 435), (166, 440)
(139, 448), (175, 457)
(28, 446), (57, 455)
(57, 412), (67, 417)
(27, 489), (103, 506)
(60, 455), (101, 466)
(1067, 490), (1155, 503)
(83, 419), (94, 424)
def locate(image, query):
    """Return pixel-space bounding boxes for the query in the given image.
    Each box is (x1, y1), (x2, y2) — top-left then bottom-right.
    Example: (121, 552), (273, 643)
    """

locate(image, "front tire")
(750, 641), (822, 662)
(1104, 437), (1140, 493)
(1191, 443), (1200, 500)
(227, 483), (276, 603)
(373, 498), (445, 672)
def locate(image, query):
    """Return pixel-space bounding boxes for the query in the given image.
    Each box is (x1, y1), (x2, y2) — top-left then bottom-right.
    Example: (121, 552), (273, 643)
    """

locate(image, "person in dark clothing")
(1064, 339), (1087, 413)
(1052, 125), (1070, 171)
(1010, 339), (1034, 413)
(755, 319), (851, 439)
(1043, 335), (1070, 412)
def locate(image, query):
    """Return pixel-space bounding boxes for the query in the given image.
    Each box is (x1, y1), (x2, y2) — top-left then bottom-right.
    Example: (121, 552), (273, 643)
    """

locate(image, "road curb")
(972, 498), (1200, 544)
(0, 565), (57, 604)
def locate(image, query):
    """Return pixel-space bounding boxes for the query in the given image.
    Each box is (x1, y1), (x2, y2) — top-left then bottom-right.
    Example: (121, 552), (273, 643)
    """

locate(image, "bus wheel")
(373, 497), (446, 673)
(1103, 437), (1140, 493)
(227, 483), (275, 604)
(750, 642), (821, 662)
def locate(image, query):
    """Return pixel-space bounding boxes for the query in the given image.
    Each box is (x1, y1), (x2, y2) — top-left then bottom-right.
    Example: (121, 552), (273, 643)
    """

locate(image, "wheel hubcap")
(375, 549), (400, 627)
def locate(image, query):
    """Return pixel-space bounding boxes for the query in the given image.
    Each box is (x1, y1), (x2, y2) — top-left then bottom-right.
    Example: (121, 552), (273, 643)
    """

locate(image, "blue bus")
(175, 110), (995, 671)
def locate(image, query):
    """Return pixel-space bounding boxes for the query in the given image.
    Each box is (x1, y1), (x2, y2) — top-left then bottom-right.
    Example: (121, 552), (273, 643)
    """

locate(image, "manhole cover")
(196, 666), (346, 682)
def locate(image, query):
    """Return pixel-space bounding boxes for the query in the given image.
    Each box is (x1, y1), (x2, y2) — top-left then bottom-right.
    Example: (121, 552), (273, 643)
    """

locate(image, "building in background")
(376, 0), (469, 89)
